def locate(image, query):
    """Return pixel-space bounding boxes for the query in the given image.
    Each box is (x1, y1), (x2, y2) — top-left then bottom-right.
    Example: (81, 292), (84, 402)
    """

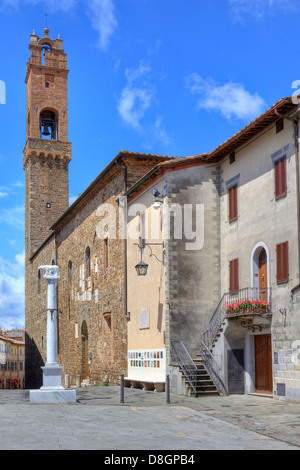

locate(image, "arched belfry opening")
(41, 44), (52, 66)
(40, 109), (58, 140)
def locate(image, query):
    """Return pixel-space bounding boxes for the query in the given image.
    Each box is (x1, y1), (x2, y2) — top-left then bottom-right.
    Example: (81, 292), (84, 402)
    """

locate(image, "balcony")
(223, 287), (272, 319)
(201, 287), (272, 353)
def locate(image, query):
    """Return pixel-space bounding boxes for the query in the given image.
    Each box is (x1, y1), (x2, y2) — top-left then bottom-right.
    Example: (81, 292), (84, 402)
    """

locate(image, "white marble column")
(30, 265), (76, 403)
(44, 265), (59, 366)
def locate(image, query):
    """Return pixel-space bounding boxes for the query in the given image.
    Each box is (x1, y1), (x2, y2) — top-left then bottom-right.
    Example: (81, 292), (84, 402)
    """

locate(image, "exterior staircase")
(171, 339), (226, 397)
(211, 319), (227, 350)
(182, 355), (220, 397)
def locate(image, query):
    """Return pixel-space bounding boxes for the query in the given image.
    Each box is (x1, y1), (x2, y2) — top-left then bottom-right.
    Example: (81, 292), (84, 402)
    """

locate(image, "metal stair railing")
(170, 340), (198, 397)
(200, 340), (228, 396)
(206, 287), (272, 350)
(200, 286), (272, 396)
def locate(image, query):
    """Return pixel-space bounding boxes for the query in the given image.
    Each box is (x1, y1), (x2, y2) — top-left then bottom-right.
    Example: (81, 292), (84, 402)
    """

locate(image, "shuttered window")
(274, 157), (287, 199)
(228, 184), (238, 222)
(276, 241), (289, 284)
(229, 258), (239, 293)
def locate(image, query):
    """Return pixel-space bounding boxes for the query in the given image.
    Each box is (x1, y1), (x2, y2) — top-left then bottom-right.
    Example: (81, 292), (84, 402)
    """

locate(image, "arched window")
(68, 260), (73, 286)
(41, 44), (52, 66)
(37, 269), (41, 295)
(40, 110), (58, 140)
(85, 247), (91, 277)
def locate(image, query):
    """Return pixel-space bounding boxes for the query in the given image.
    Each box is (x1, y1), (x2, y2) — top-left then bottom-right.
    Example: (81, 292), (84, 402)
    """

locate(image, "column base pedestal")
(30, 388), (77, 403)
(29, 364), (76, 403)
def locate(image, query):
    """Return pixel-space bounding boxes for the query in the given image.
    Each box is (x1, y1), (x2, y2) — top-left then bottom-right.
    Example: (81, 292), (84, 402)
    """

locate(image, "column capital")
(39, 265), (60, 280)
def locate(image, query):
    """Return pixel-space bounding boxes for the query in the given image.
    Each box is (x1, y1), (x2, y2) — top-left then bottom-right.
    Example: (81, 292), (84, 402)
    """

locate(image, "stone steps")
(181, 355), (220, 398)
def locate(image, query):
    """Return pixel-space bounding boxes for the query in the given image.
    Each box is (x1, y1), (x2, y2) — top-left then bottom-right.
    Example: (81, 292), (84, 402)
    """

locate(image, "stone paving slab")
(0, 387), (299, 450)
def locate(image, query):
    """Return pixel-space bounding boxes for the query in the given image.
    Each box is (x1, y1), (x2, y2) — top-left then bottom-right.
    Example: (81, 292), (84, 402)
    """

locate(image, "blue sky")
(0, 0), (300, 329)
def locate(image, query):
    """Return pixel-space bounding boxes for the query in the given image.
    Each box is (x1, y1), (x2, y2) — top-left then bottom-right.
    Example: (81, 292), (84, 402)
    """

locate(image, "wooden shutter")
(229, 258), (239, 293)
(281, 157), (287, 195)
(274, 157), (287, 199)
(229, 184), (238, 222)
(276, 241), (289, 283)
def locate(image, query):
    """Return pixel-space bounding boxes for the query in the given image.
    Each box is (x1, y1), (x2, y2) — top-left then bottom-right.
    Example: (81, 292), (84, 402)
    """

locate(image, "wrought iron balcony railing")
(202, 287), (272, 351)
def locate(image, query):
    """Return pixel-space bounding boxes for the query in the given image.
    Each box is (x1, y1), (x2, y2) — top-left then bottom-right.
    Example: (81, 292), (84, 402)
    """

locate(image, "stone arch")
(39, 108), (58, 140)
(250, 242), (271, 302)
(37, 37), (56, 49)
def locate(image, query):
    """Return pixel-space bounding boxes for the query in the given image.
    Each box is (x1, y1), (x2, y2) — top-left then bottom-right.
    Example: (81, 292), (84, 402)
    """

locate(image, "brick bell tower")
(23, 28), (72, 259)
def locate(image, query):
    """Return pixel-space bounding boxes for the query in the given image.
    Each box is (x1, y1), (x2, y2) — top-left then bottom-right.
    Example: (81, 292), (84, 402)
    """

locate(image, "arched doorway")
(251, 242), (270, 302)
(81, 320), (89, 380)
(259, 248), (267, 302)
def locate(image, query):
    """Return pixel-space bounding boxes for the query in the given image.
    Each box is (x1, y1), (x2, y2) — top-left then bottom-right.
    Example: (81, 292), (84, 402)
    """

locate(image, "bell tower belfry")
(24, 28), (72, 258)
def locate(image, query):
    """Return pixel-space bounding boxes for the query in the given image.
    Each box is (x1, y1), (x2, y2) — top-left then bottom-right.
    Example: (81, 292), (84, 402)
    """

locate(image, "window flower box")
(225, 299), (270, 316)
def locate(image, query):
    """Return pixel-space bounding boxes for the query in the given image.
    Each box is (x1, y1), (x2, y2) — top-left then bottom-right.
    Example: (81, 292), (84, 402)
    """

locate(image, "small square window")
(45, 82), (50, 88)
(229, 152), (235, 164)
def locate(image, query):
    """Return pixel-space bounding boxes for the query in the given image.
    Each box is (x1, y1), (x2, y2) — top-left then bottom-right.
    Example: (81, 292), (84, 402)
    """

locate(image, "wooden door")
(255, 334), (272, 394)
(259, 248), (267, 302)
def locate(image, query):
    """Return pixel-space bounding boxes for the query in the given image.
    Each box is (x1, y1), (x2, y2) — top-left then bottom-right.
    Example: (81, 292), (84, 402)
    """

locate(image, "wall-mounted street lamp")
(152, 188), (163, 209)
(135, 237), (164, 276)
(134, 188), (165, 276)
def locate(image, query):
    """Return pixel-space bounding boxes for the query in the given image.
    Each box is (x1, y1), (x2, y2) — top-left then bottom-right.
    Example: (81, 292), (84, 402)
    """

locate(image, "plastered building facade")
(125, 98), (300, 400)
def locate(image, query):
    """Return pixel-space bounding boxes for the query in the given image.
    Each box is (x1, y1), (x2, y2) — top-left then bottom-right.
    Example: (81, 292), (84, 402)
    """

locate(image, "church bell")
(42, 124), (51, 136)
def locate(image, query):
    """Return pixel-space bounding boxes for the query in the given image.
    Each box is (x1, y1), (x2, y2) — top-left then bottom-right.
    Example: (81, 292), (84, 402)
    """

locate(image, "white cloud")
(0, 255), (25, 330)
(117, 61), (154, 130)
(125, 62), (152, 85)
(0, 205), (24, 231)
(15, 250), (25, 268)
(1, 0), (118, 50)
(186, 73), (266, 121)
(85, 0), (118, 50)
(0, 0), (77, 13)
(153, 116), (172, 146)
(0, 181), (24, 199)
(228, 0), (299, 20)
(118, 87), (154, 130)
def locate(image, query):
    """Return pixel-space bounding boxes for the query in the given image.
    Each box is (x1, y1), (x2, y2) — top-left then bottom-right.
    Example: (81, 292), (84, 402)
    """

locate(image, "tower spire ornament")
(44, 11), (49, 37)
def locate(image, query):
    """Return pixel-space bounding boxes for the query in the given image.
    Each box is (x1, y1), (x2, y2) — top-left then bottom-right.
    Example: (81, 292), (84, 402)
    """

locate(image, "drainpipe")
(275, 109), (300, 296)
(120, 165), (130, 320)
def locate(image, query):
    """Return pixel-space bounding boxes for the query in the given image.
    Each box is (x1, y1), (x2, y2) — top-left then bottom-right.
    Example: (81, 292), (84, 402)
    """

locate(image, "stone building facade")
(24, 29), (174, 389)
(125, 97), (300, 401)
(0, 329), (25, 389)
